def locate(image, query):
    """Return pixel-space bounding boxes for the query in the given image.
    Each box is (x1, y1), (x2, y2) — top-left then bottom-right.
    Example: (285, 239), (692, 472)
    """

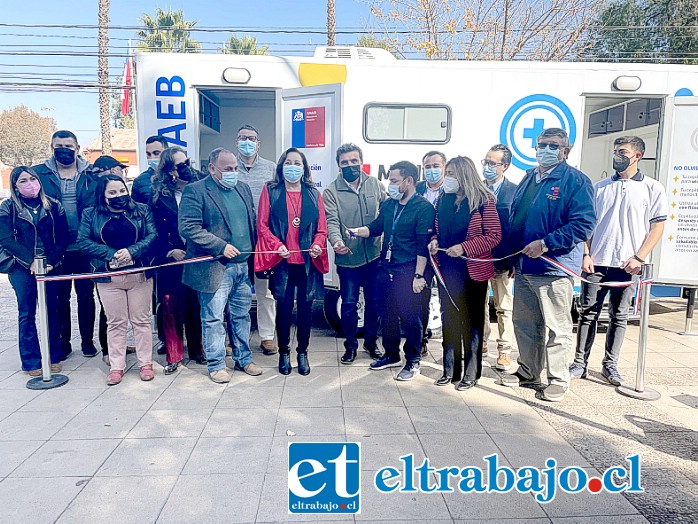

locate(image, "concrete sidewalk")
(0, 284), (695, 522)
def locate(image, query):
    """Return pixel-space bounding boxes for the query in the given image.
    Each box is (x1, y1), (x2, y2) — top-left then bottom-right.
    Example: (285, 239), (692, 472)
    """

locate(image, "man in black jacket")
(348, 161), (435, 382)
(179, 147), (261, 384)
(481, 144), (518, 371)
(33, 130), (100, 359)
(131, 135), (168, 204)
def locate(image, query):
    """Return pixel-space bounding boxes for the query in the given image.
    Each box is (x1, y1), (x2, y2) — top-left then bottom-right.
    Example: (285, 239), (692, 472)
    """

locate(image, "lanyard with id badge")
(385, 194), (415, 271)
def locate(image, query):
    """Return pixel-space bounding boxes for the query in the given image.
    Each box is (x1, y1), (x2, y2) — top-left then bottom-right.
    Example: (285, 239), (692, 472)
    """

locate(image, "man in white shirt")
(570, 136), (668, 386)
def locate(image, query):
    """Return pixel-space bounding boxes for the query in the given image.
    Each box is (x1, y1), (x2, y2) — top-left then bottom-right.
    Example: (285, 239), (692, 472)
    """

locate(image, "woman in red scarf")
(255, 148), (329, 376)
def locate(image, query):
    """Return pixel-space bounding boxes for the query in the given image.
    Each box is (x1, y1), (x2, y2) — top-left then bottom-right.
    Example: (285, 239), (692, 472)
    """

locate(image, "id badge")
(385, 248), (392, 262)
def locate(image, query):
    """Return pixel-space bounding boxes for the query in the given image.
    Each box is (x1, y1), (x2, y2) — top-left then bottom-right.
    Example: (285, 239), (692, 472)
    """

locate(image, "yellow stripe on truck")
(298, 63), (347, 86)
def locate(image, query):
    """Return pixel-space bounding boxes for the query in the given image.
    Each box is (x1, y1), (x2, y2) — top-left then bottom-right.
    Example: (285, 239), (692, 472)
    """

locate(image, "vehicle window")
(363, 103), (451, 143)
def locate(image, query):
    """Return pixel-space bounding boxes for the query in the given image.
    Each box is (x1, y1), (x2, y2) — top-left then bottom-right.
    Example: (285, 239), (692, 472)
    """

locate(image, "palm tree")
(327, 0), (336, 46)
(98, 0), (112, 154)
(136, 8), (201, 53)
(220, 35), (269, 55)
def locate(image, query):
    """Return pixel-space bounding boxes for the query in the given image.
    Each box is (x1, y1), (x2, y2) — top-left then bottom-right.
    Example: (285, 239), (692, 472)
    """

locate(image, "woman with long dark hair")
(254, 148), (329, 376)
(0, 167), (69, 375)
(428, 156), (501, 391)
(151, 146), (206, 373)
(77, 174), (157, 385)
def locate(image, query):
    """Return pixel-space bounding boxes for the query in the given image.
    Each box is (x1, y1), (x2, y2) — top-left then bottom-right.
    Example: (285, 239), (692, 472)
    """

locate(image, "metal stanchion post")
(26, 257), (69, 390)
(681, 288), (696, 336)
(617, 263), (660, 401)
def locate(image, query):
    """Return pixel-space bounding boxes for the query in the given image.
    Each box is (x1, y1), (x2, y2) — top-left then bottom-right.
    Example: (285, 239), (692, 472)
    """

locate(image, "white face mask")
(441, 176), (460, 194)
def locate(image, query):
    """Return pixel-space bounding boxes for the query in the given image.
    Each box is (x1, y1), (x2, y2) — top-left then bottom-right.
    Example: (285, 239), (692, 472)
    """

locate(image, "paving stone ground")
(0, 275), (696, 523)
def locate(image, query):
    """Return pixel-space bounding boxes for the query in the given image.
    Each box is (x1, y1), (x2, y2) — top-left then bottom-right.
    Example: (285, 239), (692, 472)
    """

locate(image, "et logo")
(288, 442), (361, 514)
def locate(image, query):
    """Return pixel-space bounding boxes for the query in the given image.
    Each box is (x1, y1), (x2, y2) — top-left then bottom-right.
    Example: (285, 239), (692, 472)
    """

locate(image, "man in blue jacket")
(501, 128), (595, 402)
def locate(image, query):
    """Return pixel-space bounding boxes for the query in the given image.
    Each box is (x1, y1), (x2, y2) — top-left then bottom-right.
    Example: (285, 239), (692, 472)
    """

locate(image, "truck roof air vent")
(314, 46), (396, 61)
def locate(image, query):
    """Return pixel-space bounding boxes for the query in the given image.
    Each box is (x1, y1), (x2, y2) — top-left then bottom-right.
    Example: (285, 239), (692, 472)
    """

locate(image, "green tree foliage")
(357, 35), (402, 58)
(585, 0), (698, 63)
(220, 35), (269, 55)
(0, 106), (56, 167)
(136, 8), (202, 53)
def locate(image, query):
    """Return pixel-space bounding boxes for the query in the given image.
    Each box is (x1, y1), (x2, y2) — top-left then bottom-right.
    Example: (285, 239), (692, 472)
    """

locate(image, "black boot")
(278, 353), (292, 375)
(340, 348), (357, 365)
(297, 352), (311, 376)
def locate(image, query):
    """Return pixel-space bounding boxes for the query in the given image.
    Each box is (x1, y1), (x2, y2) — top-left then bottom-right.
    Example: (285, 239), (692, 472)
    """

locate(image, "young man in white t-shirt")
(570, 136), (668, 386)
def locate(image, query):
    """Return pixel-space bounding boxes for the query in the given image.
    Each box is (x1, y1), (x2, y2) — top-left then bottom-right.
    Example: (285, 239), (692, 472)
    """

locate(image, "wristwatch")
(540, 239), (549, 253)
(414, 273), (425, 280)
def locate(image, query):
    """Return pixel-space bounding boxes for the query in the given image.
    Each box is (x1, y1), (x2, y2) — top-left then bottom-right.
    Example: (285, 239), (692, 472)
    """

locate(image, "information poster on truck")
(657, 98), (698, 286)
(292, 106), (326, 149)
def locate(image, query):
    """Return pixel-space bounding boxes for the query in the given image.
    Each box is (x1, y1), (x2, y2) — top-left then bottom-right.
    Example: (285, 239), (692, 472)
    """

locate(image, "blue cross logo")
(523, 118), (546, 148)
(499, 94), (576, 171)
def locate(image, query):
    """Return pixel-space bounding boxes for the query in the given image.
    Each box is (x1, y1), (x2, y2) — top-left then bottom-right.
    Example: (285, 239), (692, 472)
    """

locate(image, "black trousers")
(439, 263), (488, 382)
(379, 263), (423, 363)
(47, 250), (96, 356)
(276, 263), (313, 354)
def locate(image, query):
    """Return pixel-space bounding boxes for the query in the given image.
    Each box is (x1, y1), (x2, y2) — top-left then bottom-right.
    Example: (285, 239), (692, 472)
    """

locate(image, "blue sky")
(0, 0), (371, 148)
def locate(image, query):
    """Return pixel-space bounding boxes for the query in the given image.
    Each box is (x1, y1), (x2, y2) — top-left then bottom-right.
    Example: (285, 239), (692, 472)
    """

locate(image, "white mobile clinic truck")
(135, 47), (698, 332)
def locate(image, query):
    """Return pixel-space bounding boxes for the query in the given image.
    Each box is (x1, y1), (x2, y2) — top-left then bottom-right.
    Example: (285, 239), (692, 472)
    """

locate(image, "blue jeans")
(9, 265), (62, 371)
(198, 263), (252, 373)
(337, 259), (380, 351)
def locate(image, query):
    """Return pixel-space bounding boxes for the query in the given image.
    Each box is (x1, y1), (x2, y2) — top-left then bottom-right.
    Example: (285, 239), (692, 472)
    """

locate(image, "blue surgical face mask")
(388, 183), (404, 200)
(220, 170), (238, 189)
(148, 159), (159, 170)
(238, 140), (257, 157)
(424, 168), (442, 185)
(283, 164), (303, 183)
(536, 146), (561, 168)
(441, 176), (460, 194)
(482, 165), (499, 182)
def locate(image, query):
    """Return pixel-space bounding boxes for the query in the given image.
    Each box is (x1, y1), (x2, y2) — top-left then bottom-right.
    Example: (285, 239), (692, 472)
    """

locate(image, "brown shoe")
(242, 362), (263, 376)
(260, 340), (278, 355)
(496, 353), (511, 371)
(27, 369), (42, 377)
(51, 363), (62, 373)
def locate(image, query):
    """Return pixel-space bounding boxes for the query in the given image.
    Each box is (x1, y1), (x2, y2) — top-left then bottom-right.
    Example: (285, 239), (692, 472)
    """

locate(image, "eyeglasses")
(237, 136), (258, 142)
(481, 160), (504, 167)
(536, 143), (562, 151)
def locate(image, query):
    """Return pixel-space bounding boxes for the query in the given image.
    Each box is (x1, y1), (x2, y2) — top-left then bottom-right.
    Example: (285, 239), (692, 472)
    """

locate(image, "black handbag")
(0, 205), (17, 274)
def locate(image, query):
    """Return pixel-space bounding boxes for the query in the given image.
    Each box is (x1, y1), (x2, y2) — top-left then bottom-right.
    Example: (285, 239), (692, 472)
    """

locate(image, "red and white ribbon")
(35, 249), (323, 283)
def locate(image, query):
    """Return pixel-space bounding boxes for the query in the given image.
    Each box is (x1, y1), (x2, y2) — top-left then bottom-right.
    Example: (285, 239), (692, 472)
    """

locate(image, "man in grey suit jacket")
(179, 147), (261, 383)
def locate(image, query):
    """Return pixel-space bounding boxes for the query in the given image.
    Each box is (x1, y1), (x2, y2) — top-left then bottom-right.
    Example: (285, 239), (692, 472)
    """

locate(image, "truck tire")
(323, 289), (366, 337)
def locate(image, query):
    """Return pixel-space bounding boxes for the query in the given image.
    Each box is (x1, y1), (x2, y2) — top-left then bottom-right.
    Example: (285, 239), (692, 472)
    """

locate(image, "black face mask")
(341, 165), (362, 183)
(54, 147), (76, 166)
(176, 161), (195, 182)
(108, 195), (130, 210)
(613, 154), (632, 173)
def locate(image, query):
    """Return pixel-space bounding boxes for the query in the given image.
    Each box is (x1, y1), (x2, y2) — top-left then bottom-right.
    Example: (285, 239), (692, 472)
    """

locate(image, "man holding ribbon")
(348, 161), (435, 381)
(571, 136), (667, 386)
(179, 147), (262, 384)
(324, 143), (386, 364)
(501, 128), (595, 402)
